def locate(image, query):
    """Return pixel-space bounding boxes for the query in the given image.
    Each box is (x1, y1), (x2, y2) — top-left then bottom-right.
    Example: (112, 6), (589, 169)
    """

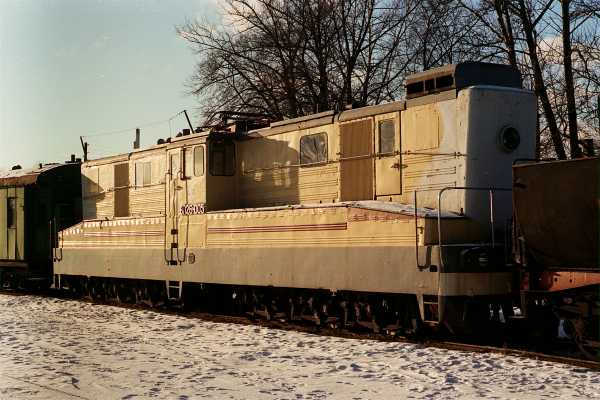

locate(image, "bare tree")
(178, 0), (422, 121)
(460, 0), (600, 158)
(179, 0), (600, 158)
(561, 0), (581, 157)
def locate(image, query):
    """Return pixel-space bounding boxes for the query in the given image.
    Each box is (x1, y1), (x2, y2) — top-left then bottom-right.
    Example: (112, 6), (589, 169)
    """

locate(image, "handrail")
(413, 188), (447, 270)
(436, 186), (511, 272)
(49, 219), (54, 262)
(163, 171), (171, 264)
(52, 216), (63, 262)
(83, 182), (164, 199)
(512, 158), (556, 166)
(177, 166), (189, 264)
(413, 191), (423, 270)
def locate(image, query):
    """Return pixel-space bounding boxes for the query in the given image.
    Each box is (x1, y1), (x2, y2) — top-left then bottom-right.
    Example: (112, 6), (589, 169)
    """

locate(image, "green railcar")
(0, 162), (81, 288)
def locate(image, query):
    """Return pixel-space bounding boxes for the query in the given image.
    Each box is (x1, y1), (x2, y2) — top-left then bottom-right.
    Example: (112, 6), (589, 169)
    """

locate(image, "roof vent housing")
(405, 62), (522, 100)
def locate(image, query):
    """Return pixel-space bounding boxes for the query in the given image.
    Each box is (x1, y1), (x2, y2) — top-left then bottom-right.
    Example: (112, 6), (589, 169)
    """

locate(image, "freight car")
(53, 62), (536, 334)
(0, 159), (81, 289)
(513, 157), (599, 356)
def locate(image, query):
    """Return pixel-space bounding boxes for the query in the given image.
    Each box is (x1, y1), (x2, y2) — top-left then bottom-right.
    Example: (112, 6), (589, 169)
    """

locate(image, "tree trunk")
(561, 0), (581, 158)
(494, 0), (518, 67)
(516, 0), (567, 159)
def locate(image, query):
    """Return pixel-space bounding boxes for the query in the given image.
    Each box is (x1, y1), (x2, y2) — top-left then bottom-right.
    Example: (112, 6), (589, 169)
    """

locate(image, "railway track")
(1, 287), (599, 371)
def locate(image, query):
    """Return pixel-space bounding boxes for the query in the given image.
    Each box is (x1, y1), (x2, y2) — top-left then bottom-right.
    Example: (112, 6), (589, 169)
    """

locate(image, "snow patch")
(0, 294), (598, 399)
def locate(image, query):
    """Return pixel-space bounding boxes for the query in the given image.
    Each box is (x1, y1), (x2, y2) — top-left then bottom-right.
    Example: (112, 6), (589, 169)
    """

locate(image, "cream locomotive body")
(54, 62), (536, 333)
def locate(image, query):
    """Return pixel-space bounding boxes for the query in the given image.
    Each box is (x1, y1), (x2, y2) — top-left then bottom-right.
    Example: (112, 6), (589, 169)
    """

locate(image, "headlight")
(499, 126), (520, 152)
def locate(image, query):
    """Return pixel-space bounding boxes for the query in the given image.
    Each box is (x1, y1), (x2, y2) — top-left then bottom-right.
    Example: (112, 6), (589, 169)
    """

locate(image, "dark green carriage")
(0, 162), (81, 288)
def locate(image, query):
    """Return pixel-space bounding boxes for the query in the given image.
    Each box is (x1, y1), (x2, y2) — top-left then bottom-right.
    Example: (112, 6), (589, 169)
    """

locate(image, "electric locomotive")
(53, 62), (536, 334)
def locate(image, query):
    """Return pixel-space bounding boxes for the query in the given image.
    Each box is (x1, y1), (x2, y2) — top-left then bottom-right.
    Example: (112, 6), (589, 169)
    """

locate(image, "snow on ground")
(0, 294), (598, 400)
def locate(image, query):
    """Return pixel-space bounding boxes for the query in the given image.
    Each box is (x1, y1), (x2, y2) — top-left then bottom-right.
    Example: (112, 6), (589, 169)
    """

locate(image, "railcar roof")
(0, 163), (71, 187)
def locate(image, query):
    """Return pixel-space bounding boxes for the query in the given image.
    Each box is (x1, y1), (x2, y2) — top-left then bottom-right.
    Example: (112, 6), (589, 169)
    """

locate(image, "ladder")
(166, 280), (183, 301)
(422, 295), (440, 323)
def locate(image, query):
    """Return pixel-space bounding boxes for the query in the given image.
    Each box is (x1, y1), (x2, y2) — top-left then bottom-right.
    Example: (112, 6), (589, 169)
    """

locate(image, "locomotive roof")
(0, 163), (77, 187)
(83, 61), (524, 161)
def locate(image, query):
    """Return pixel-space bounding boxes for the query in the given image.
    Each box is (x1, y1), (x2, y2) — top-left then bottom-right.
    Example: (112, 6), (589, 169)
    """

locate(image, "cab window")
(300, 133), (328, 166)
(379, 120), (395, 154)
(135, 161), (152, 187)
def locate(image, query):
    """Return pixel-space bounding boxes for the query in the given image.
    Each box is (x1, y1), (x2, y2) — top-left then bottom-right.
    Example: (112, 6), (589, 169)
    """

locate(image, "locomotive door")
(113, 163), (129, 217)
(166, 146), (201, 265)
(375, 112), (402, 197)
(166, 149), (184, 265)
(339, 118), (374, 201)
(0, 187), (24, 261)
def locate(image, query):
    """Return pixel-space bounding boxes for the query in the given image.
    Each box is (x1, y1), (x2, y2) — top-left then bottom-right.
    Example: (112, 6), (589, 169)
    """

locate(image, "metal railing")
(413, 186), (511, 271)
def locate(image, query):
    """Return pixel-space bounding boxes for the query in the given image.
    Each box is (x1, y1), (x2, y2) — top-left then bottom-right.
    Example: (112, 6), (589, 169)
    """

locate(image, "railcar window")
(379, 120), (395, 154)
(7, 197), (16, 229)
(300, 133), (328, 166)
(210, 140), (235, 176)
(194, 146), (205, 177)
(135, 161), (152, 187)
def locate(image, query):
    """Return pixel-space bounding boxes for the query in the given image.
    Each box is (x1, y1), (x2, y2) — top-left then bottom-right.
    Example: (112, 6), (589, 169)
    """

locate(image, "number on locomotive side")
(180, 203), (205, 215)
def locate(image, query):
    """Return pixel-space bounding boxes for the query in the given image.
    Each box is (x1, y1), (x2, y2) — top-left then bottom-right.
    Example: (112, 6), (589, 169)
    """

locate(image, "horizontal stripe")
(62, 245), (164, 248)
(207, 234), (415, 246)
(207, 223), (347, 234)
(83, 231), (163, 237)
(62, 241), (164, 247)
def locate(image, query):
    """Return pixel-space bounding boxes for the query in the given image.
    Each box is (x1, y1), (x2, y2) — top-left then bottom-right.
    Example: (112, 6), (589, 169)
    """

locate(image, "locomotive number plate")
(180, 203), (205, 215)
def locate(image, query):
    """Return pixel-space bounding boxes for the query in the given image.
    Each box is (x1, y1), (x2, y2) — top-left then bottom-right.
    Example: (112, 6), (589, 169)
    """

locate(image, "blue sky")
(0, 0), (219, 170)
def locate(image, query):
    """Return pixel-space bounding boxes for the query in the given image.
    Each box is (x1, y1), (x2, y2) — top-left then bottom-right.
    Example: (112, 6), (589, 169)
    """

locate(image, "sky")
(0, 0), (220, 170)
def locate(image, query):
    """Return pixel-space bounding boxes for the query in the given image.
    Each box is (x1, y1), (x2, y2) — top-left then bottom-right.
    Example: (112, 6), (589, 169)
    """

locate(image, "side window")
(379, 120), (395, 154)
(135, 161), (152, 187)
(7, 197), (16, 228)
(194, 146), (205, 177)
(184, 148), (193, 178)
(210, 140), (235, 176)
(300, 132), (328, 166)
